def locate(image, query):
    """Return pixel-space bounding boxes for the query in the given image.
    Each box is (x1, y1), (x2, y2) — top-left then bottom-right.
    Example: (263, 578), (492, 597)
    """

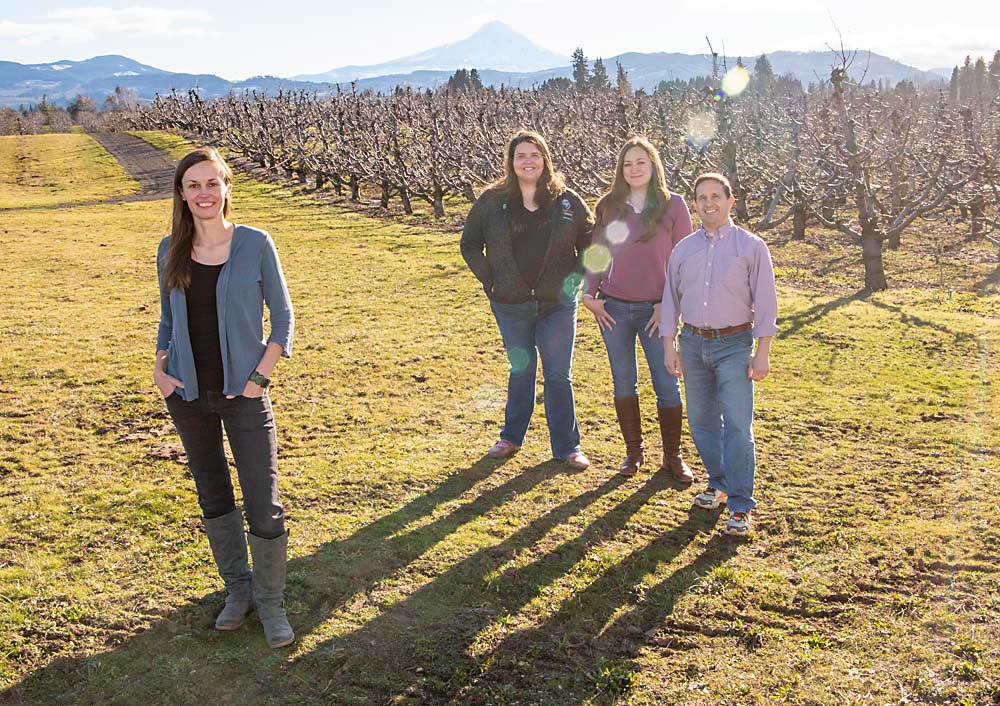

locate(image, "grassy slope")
(0, 132), (997, 706)
(0, 133), (140, 209)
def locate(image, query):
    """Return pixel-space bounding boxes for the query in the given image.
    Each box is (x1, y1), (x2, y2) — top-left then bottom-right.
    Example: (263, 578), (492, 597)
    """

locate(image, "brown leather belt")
(684, 322), (753, 338)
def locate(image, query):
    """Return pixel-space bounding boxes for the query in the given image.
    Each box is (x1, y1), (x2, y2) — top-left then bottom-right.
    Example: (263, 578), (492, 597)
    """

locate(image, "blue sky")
(1, 1), (997, 79)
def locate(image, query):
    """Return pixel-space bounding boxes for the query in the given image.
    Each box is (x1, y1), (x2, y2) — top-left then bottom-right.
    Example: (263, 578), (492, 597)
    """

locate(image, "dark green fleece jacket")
(460, 187), (594, 304)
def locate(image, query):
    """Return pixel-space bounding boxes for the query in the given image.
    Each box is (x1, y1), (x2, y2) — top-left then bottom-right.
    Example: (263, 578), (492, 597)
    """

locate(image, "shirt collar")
(700, 219), (735, 242)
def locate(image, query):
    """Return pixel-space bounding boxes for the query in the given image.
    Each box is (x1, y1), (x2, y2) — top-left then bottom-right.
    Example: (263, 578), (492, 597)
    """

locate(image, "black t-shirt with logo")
(510, 201), (551, 289)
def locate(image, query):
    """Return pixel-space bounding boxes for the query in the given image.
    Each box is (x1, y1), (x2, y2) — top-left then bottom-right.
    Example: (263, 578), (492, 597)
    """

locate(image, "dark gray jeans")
(165, 391), (285, 539)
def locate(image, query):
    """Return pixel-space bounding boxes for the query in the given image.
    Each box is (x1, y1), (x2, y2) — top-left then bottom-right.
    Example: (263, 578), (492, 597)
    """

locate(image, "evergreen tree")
(959, 55), (973, 100)
(616, 61), (631, 95)
(572, 47), (590, 89)
(103, 85), (137, 111)
(949, 67), (959, 101)
(67, 94), (96, 121)
(591, 57), (610, 90)
(973, 57), (988, 100)
(753, 54), (775, 93)
(447, 68), (471, 91)
(990, 50), (1000, 94)
(540, 76), (573, 91)
(446, 69), (483, 92)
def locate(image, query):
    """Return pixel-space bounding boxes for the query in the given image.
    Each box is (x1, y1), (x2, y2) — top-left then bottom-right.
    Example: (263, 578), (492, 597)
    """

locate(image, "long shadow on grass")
(0, 455), (580, 705)
(867, 299), (978, 343)
(976, 262), (1000, 293)
(780, 290), (978, 346)
(453, 511), (738, 704)
(778, 289), (870, 340)
(279, 469), (708, 704)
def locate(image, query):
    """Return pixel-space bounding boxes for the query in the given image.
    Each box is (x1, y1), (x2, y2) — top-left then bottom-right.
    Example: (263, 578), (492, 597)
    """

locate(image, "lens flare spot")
(583, 244), (612, 274)
(721, 65), (751, 97)
(507, 347), (531, 374)
(471, 383), (505, 411)
(605, 219), (629, 245)
(562, 272), (584, 298)
(685, 112), (716, 151)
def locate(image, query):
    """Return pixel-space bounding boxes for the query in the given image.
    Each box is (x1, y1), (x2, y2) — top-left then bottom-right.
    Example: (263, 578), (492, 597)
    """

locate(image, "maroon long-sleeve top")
(584, 193), (694, 302)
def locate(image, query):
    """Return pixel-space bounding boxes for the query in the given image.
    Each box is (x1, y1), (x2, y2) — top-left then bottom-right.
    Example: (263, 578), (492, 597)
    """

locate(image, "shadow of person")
(1, 454), (575, 705)
(434, 505), (737, 704)
(276, 468), (710, 704)
(2, 454), (722, 706)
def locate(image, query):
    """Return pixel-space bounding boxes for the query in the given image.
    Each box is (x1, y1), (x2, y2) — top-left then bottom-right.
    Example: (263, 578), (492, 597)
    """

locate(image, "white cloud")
(0, 6), (214, 46)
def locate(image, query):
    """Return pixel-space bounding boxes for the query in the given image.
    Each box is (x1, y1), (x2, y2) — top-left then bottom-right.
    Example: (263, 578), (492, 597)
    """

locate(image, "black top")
(186, 259), (225, 394)
(510, 201), (551, 289)
(460, 188), (595, 304)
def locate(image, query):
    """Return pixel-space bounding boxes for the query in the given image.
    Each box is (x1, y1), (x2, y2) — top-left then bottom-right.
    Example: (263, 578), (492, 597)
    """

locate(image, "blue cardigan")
(156, 225), (294, 401)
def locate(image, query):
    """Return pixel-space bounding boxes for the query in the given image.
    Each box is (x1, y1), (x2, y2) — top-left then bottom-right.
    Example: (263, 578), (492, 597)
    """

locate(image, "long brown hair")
(489, 130), (566, 215)
(162, 147), (233, 291)
(595, 135), (672, 243)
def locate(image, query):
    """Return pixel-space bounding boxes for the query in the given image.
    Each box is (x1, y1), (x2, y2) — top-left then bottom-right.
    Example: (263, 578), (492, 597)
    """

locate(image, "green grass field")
(0, 133), (140, 209)
(0, 132), (997, 705)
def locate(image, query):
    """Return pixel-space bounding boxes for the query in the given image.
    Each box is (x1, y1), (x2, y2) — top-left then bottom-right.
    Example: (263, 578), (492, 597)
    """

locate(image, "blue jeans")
(489, 298), (581, 459)
(679, 327), (756, 514)
(600, 298), (682, 407)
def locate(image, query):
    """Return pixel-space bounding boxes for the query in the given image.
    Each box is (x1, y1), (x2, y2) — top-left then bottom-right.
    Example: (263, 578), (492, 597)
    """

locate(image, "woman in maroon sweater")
(582, 136), (695, 480)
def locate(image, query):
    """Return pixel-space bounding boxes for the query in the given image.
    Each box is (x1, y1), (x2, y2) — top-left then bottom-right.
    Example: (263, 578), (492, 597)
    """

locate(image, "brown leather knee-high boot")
(658, 405), (694, 483)
(614, 396), (644, 476)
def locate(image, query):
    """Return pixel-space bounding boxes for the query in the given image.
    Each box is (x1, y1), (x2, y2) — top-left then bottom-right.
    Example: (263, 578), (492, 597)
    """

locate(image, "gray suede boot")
(248, 531), (295, 648)
(203, 509), (254, 631)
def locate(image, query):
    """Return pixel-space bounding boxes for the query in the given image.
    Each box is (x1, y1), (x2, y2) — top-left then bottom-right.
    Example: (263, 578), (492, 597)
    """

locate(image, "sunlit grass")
(0, 131), (997, 705)
(0, 133), (139, 208)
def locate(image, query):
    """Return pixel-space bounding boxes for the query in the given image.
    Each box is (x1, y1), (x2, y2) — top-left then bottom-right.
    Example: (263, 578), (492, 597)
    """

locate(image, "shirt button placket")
(703, 243), (713, 317)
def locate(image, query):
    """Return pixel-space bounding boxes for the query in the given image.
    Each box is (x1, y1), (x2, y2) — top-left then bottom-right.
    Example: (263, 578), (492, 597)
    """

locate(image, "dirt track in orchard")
(1, 132), (176, 211)
(89, 132), (176, 200)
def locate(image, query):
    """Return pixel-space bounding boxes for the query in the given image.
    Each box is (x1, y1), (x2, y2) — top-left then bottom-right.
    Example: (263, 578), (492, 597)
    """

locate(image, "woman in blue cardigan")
(154, 147), (295, 648)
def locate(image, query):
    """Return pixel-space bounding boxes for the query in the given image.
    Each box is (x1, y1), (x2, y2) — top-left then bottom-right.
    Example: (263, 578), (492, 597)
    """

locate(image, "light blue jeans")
(600, 297), (682, 407)
(489, 298), (581, 459)
(679, 327), (756, 514)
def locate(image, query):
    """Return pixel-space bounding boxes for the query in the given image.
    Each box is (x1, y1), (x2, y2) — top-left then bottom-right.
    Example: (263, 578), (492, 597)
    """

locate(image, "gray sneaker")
(724, 512), (751, 537)
(693, 487), (727, 510)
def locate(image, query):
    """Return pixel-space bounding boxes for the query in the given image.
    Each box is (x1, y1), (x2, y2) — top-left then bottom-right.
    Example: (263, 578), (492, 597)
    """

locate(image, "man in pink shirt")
(661, 173), (778, 537)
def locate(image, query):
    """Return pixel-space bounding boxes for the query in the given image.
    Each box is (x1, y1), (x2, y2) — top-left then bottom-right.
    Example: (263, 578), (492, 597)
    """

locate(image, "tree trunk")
(315, 173), (325, 190)
(861, 230), (888, 291)
(349, 174), (360, 201)
(722, 139), (749, 222)
(332, 174), (342, 196)
(792, 201), (806, 241)
(432, 185), (445, 218)
(971, 200), (984, 236)
(380, 179), (390, 208)
(399, 184), (413, 215)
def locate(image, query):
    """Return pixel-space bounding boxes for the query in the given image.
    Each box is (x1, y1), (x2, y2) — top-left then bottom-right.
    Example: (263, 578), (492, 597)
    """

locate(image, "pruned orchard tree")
(112, 49), (999, 290)
(795, 58), (983, 290)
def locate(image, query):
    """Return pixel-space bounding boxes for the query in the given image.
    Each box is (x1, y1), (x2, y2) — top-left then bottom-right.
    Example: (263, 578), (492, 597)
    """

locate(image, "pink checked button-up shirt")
(659, 220), (778, 340)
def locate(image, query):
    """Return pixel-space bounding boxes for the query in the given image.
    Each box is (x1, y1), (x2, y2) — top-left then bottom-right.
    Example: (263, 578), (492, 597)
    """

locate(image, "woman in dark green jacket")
(461, 130), (594, 468)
